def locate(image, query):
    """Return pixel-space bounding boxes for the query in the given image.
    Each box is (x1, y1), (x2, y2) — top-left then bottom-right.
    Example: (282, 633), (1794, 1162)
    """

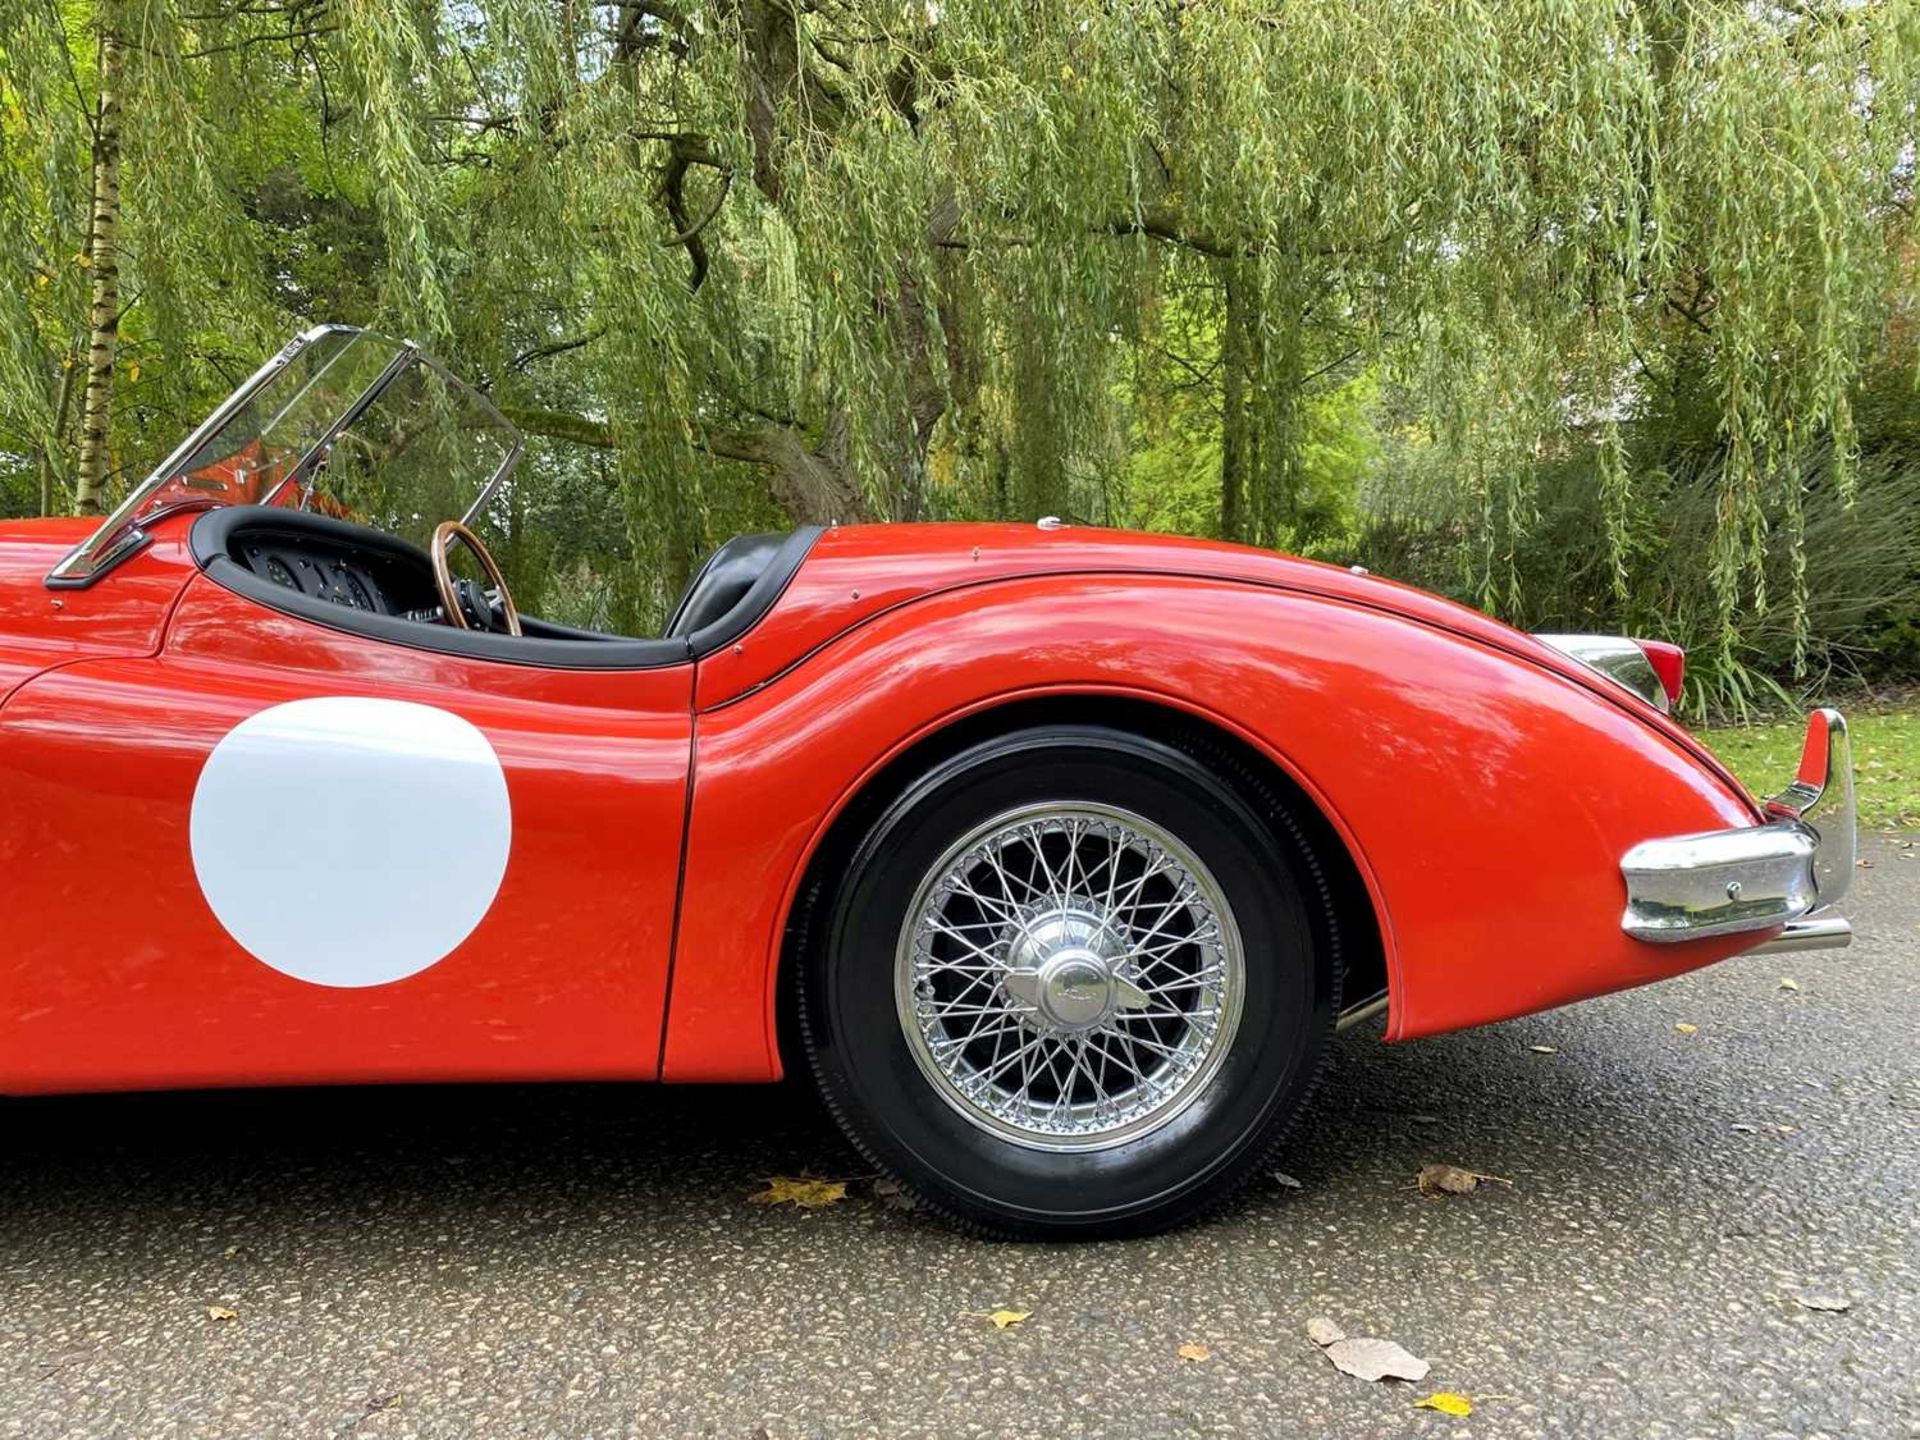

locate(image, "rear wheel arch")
(772, 691), (1389, 1080)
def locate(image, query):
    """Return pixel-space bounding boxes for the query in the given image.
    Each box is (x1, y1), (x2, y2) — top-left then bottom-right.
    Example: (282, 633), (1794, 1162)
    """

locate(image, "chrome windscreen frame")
(45, 324), (524, 590)
(1620, 708), (1855, 954)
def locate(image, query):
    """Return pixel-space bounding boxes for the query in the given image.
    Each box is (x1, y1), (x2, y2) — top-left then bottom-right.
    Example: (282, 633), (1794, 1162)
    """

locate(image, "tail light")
(1635, 640), (1686, 710)
(1533, 634), (1687, 715)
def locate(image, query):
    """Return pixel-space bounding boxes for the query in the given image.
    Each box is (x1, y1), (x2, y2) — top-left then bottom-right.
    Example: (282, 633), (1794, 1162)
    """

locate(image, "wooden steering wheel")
(430, 520), (522, 637)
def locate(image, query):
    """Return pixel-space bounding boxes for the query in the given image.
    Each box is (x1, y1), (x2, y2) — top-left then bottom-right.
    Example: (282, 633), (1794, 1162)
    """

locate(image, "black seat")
(664, 532), (787, 639)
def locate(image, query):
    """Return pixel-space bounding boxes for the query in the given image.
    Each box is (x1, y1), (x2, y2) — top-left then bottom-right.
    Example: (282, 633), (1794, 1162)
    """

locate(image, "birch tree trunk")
(73, 20), (125, 517)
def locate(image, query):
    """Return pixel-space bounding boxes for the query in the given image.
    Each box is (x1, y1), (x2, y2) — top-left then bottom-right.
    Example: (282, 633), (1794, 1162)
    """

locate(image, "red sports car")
(0, 327), (1854, 1236)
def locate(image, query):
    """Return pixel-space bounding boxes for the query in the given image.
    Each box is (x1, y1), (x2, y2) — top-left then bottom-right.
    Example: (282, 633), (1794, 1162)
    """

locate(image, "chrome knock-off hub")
(1000, 910), (1151, 1032)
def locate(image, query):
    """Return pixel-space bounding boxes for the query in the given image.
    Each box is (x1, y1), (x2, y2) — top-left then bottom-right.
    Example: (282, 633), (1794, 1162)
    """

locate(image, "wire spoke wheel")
(895, 801), (1246, 1151)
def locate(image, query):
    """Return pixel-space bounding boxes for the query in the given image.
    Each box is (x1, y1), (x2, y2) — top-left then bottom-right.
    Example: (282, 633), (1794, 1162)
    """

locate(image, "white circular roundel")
(191, 697), (512, 987)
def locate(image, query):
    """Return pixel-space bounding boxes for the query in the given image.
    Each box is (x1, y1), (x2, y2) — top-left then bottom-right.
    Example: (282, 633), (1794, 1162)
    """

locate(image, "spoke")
(926, 919), (1008, 969)
(1122, 886), (1202, 956)
(1026, 824), (1068, 907)
(950, 872), (1024, 926)
(936, 1016), (1026, 1051)
(1103, 1027), (1196, 1063)
(982, 1030), (1046, 1087)
(984, 840), (1039, 910)
(1085, 1029), (1146, 1083)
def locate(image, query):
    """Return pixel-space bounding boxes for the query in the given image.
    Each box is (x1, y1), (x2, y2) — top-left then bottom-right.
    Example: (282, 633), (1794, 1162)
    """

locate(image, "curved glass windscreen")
(49, 325), (523, 585)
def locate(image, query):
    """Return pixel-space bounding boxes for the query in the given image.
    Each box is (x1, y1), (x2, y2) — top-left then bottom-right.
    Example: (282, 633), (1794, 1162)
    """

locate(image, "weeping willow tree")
(2, 0), (1916, 640)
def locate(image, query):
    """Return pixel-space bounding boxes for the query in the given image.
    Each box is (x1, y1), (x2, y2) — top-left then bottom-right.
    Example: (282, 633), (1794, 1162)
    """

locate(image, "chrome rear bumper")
(1621, 709), (1855, 952)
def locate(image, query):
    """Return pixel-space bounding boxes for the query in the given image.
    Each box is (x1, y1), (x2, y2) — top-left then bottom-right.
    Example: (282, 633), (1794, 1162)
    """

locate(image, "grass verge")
(1699, 699), (1919, 830)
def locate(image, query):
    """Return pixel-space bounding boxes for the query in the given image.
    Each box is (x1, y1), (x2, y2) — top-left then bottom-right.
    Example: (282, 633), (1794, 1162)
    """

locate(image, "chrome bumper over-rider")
(1621, 708), (1855, 955)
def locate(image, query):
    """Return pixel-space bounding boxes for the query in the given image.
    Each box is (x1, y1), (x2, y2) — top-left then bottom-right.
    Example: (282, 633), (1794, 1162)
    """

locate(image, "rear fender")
(663, 574), (1758, 1080)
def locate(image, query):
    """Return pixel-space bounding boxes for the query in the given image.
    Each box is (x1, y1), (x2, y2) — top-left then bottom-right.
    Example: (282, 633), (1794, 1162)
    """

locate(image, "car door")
(0, 571), (691, 1095)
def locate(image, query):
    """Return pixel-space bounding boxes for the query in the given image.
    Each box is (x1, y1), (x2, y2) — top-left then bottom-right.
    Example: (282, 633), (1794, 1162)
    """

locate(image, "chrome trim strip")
(1621, 707), (1855, 945)
(1746, 916), (1853, 955)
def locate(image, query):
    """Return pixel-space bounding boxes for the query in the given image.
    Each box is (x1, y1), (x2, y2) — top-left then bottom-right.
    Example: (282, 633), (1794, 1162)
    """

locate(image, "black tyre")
(796, 725), (1339, 1238)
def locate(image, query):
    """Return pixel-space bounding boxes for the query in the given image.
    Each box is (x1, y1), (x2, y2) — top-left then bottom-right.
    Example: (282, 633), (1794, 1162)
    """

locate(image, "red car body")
(0, 509), (1841, 1096)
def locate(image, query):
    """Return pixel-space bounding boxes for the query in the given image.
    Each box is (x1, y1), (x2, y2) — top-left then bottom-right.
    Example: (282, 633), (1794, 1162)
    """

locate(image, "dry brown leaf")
(205, 1305), (237, 1322)
(1323, 1336), (1431, 1383)
(1674, 1022), (1699, 1035)
(1271, 1170), (1303, 1190)
(871, 1177), (919, 1212)
(1795, 1294), (1851, 1313)
(1778, 977), (1800, 992)
(749, 1176), (848, 1209)
(1307, 1316), (1346, 1347)
(1414, 1392), (1474, 1416)
(1417, 1163), (1513, 1197)
(988, 1309), (1031, 1329)
(1177, 1342), (1210, 1362)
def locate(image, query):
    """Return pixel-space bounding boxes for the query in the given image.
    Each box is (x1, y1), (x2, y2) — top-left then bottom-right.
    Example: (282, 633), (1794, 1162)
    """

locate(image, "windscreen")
(50, 326), (522, 584)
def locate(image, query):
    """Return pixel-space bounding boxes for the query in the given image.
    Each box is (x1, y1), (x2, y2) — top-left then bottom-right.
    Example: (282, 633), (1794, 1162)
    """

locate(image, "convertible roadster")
(0, 327), (1854, 1236)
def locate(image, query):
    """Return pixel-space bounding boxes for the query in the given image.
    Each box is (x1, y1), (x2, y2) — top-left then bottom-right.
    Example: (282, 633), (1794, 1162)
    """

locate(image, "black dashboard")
(226, 524), (443, 623)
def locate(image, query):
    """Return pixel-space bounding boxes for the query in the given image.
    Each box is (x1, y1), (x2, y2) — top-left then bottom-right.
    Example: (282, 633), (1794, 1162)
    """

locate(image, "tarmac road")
(0, 835), (1913, 1440)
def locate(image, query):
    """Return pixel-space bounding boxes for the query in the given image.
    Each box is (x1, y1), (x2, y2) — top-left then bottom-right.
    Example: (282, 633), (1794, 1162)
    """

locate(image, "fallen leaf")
(1177, 1342), (1210, 1362)
(1307, 1316), (1346, 1347)
(1323, 1336), (1431, 1383)
(1674, 1022), (1699, 1035)
(1417, 1163), (1513, 1197)
(1779, 977), (1800, 992)
(1529, 1044), (1558, 1054)
(871, 1177), (919, 1212)
(1271, 1170), (1303, 1190)
(988, 1309), (1031, 1329)
(205, 1305), (237, 1322)
(749, 1176), (848, 1209)
(1795, 1294), (1851, 1313)
(1414, 1392), (1474, 1416)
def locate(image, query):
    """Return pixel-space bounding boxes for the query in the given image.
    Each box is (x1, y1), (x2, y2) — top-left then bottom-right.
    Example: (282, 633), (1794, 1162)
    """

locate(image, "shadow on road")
(0, 1018), (1698, 1246)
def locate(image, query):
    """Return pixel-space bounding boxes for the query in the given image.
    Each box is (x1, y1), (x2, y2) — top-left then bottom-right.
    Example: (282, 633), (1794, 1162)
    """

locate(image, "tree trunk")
(1219, 263), (1250, 543)
(709, 416), (876, 526)
(39, 350), (79, 517)
(73, 20), (125, 517)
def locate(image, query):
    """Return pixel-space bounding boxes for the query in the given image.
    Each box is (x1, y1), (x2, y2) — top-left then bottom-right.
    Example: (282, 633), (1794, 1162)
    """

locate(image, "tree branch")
(507, 330), (604, 372)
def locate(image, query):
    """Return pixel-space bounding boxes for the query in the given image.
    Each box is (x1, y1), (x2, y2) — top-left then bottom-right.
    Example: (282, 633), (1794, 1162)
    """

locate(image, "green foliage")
(1703, 700), (1920, 828)
(1356, 439), (1920, 721)
(0, 0), (1915, 641)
